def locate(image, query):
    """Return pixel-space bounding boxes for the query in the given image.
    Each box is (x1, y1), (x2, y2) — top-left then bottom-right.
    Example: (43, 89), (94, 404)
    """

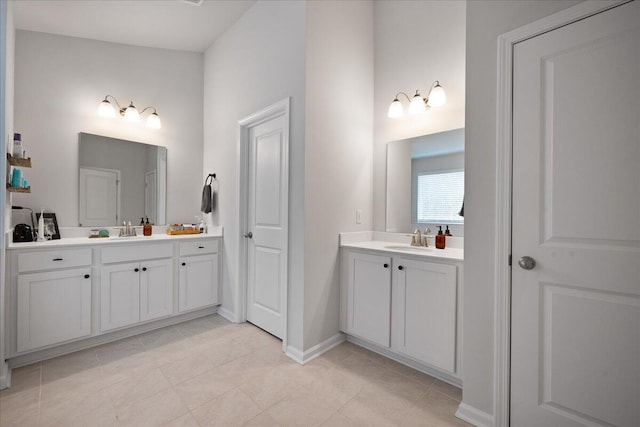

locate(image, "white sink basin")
(384, 245), (433, 252)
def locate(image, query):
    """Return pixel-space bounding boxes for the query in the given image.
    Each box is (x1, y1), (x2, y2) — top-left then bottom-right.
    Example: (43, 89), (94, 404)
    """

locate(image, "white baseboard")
(216, 306), (237, 323)
(455, 402), (495, 427)
(285, 333), (346, 365)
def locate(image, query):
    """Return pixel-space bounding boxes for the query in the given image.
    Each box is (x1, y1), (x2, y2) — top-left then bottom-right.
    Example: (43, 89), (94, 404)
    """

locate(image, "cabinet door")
(100, 262), (140, 332)
(17, 268), (91, 352)
(179, 254), (219, 312)
(392, 258), (457, 372)
(140, 258), (173, 322)
(347, 251), (392, 347)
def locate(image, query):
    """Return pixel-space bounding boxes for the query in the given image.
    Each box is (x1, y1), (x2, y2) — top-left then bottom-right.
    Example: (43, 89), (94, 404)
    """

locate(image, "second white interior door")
(245, 112), (288, 339)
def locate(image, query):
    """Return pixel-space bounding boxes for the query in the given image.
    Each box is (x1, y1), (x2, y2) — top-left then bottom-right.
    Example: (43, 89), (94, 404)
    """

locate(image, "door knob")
(518, 256), (536, 270)
(244, 232), (253, 239)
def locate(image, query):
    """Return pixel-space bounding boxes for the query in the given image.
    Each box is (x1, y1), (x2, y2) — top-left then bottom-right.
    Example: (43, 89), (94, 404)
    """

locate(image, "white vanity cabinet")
(15, 249), (92, 352)
(178, 240), (220, 312)
(6, 234), (222, 362)
(100, 245), (173, 332)
(341, 245), (462, 382)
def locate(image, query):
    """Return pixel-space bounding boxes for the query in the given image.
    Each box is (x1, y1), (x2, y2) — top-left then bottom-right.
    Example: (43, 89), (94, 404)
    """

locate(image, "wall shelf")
(6, 184), (31, 193)
(7, 153), (32, 168)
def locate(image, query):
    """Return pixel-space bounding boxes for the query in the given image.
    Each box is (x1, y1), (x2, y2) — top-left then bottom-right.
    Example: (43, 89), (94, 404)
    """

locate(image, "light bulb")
(146, 112), (162, 129)
(97, 99), (116, 118)
(123, 102), (140, 122)
(427, 82), (446, 107)
(387, 99), (403, 118)
(409, 91), (426, 114)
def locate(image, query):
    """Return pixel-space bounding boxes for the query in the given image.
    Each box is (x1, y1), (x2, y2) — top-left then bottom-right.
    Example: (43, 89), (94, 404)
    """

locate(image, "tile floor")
(0, 315), (470, 426)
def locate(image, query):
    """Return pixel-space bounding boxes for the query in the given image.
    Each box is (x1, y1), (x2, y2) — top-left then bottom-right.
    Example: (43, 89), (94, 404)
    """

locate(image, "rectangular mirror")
(78, 133), (167, 227)
(386, 128), (464, 234)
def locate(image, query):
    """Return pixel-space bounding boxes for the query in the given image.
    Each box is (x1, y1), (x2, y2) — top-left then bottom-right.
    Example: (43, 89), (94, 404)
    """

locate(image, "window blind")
(417, 170), (464, 223)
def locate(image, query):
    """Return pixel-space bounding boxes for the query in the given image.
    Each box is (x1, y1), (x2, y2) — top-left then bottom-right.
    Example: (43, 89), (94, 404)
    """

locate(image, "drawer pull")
(398, 265), (404, 271)
(142, 267), (147, 272)
(198, 246), (205, 249)
(134, 268), (139, 272)
(84, 274), (90, 279)
(181, 262), (186, 266)
(53, 258), (63, 261)
(383, 263), (389, 268)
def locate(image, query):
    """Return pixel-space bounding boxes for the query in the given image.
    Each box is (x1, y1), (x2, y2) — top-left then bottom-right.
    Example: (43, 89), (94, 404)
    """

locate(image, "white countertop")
(339, 231), (463, 261)
(7, 227), (223, 250)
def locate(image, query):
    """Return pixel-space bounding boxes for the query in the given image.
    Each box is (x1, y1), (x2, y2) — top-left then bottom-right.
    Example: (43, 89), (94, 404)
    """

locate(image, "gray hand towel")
(201, 175), (214, 213)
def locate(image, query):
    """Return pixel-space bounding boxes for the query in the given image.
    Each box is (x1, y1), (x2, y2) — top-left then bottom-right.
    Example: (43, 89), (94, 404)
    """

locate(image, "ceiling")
(12, 0), (256, 52)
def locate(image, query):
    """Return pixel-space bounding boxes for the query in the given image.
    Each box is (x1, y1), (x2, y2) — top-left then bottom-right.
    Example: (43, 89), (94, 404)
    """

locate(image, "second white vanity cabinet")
(391, 257), (456, 373)
(16, 248), (92, 352)
(100, 258), (173, 332)
(100, 244), (174, 332)
(178, 240), (220, 312)
(341, 244), (462, 382)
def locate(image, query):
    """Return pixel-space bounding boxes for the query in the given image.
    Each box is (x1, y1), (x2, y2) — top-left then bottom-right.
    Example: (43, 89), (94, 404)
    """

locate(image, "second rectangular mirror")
(386, 128), (464, 234)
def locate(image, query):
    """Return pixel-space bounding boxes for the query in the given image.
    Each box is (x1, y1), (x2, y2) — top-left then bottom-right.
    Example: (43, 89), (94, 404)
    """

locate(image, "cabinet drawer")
(179, 240), (219, 256)
(18, 248), (92, 273)
(102, 243), (172, 264)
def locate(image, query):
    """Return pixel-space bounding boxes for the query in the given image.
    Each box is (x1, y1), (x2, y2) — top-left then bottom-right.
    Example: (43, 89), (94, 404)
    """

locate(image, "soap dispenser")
(445, 225), (452, 237)
(435, 226), (446, 249)
(143, 217), (152, 236)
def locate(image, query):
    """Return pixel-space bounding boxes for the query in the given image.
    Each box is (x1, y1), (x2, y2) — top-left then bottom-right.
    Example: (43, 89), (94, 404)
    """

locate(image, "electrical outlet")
(356, 209), (363, 224)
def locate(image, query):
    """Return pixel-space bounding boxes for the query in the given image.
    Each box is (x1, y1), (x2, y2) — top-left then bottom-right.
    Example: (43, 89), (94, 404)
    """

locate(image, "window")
(417, 170), (464, 224)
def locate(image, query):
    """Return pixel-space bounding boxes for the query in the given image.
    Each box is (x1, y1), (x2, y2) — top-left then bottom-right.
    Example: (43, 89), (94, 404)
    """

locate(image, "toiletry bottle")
(37, 209), (45, 241)
(144, 217), (152, 236)
(435, 226), (446, 249)
(12, 133), (23, 158)
(445, 225), (452, 236)
(140, 217), (144, 227)
(11, 168), (21, 188)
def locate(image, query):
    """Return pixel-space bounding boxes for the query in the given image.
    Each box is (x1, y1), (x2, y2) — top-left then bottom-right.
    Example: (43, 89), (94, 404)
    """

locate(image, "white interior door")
(245, 112), (288, 339)
(511, 3), (640, 426)
(79, 167), (119, 226)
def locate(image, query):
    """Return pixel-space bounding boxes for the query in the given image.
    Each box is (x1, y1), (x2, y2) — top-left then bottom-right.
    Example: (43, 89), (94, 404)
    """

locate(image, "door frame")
(494, 1), (629, 425)
(236, 98), (290, 351)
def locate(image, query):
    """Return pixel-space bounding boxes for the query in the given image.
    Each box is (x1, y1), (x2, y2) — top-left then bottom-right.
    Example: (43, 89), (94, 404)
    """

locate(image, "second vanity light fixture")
(98, 95), (162, 129)
(387, 80), (446, 118)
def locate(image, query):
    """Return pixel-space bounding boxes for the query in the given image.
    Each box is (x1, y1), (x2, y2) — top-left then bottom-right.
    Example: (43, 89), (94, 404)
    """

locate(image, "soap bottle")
(144, 217), (152, 236)
(435, 226), (446, 249)
(445, 225), (452, 236)
(12, 133), (23, 158)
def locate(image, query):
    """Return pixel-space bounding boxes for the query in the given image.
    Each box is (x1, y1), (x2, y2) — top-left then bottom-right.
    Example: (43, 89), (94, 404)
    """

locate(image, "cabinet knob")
(84, 274), (90, 279)
(134, 268), (139, 272)
(53, 258), (63, 261)
(181, 262), (186, 266)
(398, 265), (404, 271)
(383, 263), (389, 268)
(198, 246), (204, 249)
(142, 267), (147, 272)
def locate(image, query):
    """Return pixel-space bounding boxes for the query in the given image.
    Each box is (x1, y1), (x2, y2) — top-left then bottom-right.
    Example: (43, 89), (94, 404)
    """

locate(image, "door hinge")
(508, 254), (512, 266)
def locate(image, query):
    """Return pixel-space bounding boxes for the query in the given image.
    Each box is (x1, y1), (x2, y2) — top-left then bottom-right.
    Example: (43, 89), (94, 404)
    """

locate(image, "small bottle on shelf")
(12, 133), (23, 158)
(144, 217), (152, 236)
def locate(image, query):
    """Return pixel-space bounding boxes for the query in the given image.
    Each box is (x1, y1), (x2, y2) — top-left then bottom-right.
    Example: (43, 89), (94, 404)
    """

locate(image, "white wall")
(0, 0), (15, 388)
(202, 1), (307, 350)
(304, 0), (374, 351)
(462, 0), (582, 418)
(12, 30), (204, 226)
(373, 0), (466, 231)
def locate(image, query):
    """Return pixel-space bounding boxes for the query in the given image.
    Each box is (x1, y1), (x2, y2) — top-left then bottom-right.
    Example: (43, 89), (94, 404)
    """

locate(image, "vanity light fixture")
(387, 80), (446, 118)
(97, 95), (162, 129)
